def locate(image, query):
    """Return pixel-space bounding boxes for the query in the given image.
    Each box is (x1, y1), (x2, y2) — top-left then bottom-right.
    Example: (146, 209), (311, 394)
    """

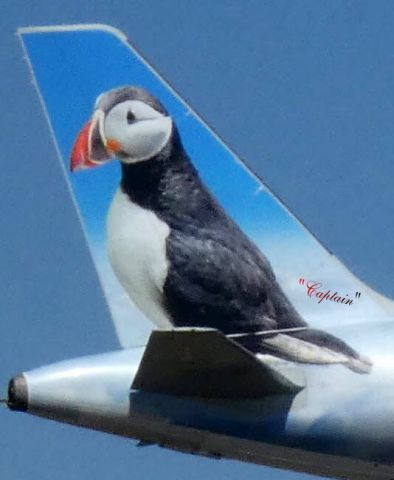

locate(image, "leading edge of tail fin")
(18, 24), (394, 349)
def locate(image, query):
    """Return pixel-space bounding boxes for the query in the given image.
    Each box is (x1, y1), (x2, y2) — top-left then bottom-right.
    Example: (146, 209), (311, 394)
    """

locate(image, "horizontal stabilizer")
(132, 328), (304, 399)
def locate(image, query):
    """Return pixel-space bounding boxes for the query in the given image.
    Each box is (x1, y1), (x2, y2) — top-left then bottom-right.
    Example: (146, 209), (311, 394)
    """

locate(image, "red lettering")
(302, 279), (353, 307)
(307, 281), (321, 297)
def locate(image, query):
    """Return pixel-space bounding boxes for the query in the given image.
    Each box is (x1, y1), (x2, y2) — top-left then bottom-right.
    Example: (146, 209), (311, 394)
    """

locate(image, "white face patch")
(103, 100), (172, 163)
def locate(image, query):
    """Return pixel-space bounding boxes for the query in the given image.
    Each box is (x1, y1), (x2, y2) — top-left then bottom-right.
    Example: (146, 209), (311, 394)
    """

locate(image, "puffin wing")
(162, 226), (304, 334)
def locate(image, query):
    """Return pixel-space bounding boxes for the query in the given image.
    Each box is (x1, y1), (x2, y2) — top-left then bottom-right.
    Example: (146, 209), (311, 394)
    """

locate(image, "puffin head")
(70, 86), (173, 171)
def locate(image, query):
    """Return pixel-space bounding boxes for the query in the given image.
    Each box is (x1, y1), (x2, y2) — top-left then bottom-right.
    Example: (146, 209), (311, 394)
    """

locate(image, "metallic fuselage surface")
(14, 320), (394, 479)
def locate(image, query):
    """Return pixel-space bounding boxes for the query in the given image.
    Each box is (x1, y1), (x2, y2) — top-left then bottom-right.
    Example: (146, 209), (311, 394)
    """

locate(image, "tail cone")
(8, 374), (28, 411)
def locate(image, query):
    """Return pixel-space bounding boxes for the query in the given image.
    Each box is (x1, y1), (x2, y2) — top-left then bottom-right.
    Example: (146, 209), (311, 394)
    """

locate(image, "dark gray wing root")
(163, 227), (372, 374)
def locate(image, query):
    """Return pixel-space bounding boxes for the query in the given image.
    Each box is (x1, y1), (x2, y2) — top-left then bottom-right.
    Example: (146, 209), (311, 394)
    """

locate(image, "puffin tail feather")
(235, 328), (372, 374)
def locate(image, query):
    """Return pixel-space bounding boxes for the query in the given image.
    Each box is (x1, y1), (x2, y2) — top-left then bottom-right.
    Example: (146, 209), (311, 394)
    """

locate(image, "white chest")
(107, 188), (172, 328)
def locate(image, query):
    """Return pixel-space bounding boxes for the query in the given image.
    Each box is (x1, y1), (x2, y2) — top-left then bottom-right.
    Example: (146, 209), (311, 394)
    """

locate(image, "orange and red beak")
(70, 113), (116, 172)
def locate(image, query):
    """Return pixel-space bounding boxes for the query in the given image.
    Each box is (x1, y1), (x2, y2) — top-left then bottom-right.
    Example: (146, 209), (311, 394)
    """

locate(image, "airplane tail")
(19, 24), (394, 361)
(13, 25), (394, 480)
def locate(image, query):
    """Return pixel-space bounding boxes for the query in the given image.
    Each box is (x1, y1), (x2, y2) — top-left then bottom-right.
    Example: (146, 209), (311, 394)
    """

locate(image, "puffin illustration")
(70, 86), (371, 374)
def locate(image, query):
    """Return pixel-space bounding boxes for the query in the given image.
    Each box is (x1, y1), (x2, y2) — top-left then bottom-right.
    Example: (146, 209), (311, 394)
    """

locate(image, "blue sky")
(2, 2), (394, 480)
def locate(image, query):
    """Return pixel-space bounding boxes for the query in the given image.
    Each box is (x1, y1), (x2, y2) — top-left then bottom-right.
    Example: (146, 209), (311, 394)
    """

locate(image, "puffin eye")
(127, 110), (136, 124)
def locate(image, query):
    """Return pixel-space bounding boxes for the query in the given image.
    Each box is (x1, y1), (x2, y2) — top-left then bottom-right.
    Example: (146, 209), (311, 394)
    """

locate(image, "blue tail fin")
(19, 24), (393, 352)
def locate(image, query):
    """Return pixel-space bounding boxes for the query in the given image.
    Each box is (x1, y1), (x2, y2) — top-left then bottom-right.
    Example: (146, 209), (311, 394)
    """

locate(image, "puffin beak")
(70, 111), (112, 172)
